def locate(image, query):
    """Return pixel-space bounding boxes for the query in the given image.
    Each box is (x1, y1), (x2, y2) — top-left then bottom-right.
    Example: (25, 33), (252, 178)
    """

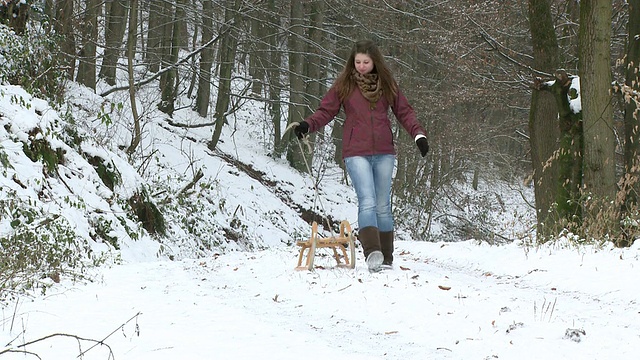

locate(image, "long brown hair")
(333, 40), (398, 104)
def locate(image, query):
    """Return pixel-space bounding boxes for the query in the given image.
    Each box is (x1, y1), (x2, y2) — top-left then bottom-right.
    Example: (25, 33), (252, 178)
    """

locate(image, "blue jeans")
(344, 155), (395, 232)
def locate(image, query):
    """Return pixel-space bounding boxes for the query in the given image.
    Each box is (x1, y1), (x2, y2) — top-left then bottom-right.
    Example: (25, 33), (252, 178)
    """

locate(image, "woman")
(295, 39), (429, 272)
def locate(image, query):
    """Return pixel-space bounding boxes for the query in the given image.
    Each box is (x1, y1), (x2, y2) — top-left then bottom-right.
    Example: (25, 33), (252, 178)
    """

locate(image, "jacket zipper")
(369, 102), (376, 153)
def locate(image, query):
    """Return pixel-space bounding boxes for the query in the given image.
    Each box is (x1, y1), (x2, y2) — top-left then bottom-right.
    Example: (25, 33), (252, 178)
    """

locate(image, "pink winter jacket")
(304, 85), (426, 158)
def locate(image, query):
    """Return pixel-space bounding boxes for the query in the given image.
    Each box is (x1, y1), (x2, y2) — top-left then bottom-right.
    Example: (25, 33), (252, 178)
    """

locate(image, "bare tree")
(579, 0), (616, 207)
(285, 0), (309, 171)
(266, 0), (284, 157)
(620, 0), (640, 245)
(126, 0), (141, 155)
(99, 0), (129, 86)
(194, 0), (216, 117)
(527, 0), (561, 236)
(208, 0), (242, 150)
(76, 0), (100, 90)
(53, 0), (76, 79)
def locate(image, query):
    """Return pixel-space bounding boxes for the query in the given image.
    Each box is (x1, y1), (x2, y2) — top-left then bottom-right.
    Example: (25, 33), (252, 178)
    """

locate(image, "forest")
(0, 0), (639, 246)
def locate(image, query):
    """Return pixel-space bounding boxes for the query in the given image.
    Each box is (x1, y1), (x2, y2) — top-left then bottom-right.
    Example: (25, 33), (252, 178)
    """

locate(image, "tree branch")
(99, 22), (233, 97)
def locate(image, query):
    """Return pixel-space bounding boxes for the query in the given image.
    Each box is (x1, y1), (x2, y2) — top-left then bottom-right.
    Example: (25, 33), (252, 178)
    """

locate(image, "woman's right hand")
(294, 121), (309, 139)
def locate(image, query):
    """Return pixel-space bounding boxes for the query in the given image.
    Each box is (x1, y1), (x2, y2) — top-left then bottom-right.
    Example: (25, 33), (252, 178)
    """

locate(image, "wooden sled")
(295, 220), (356, 271)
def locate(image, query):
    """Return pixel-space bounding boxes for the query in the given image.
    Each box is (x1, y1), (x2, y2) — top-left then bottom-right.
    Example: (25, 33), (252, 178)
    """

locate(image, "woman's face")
(354, 53), (374, 75)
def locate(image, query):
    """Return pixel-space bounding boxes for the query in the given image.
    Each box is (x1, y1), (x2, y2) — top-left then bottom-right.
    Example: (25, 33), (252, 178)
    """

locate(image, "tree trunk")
(158, 1), (174, 91)
(544, 71), (583, 225)
(76, 0), (100, 90)
(194, 0), (215, 117)
(99, 0), (129, 86)
(285, 0), (309, 171)
(304, 1), (325, 117)
(126, 0), (141, 155)
(621, 0), (640, 246)
(53, 0), (76, 79)
(0, 0), (30, 35)
(248, 6), (267, 96)
(579, 0), (616, 203)
(208, 0), (242, 150)
(527, 0), (560, 237)
(266, 0), (284, 157)
(159, 1), (186, 116)
(146, 0), (164, 73)
(43, 0), (53, 32)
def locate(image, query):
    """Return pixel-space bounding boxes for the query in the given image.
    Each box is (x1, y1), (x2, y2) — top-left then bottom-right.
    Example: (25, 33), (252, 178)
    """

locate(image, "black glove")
(416, 137), (429, 157)
(294, 121), (309, 139)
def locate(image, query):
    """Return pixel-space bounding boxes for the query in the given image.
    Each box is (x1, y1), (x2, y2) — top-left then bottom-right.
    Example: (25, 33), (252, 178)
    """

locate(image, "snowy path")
(2, 241), (639, 360)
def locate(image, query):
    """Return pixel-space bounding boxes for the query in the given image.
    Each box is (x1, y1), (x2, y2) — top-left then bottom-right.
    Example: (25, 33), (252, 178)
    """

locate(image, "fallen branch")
(0, 311), (142, 359)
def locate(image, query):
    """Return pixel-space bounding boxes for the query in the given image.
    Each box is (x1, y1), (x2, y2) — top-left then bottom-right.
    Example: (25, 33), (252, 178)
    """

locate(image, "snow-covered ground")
(2, 238), (639, 360)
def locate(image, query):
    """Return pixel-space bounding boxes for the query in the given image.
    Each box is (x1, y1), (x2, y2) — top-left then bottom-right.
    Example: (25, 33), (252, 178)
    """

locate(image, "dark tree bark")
(579, 0), (616, 204)
(159, 0), (188, 116)
(620, 0), (640, 246)
(76, 0), (100, 90)
(248, 5), (267, 96)
(99, 0), (129, 86)
(158, 1), (174, 91)
(208, 0), (242, 150)
(0, 0), (30, 34)
(535, 71), (583, 226)
(303, 1), (325, 118)
(285, 0), (308, 171)
(527, 0), (561, 237)
(126, 0), (141, 155)
(266, 0), (284, 158)
(194, 0), (215, 117)
(53, 0), (76, 79)
(145, 0), (165, 73)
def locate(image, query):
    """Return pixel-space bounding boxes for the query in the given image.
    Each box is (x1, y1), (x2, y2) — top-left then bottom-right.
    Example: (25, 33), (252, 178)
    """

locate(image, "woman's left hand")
(416, 137), (429, 157)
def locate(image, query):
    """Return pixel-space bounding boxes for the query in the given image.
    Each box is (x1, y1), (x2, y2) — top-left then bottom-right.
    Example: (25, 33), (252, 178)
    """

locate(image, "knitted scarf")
(352, 70), (382, 104)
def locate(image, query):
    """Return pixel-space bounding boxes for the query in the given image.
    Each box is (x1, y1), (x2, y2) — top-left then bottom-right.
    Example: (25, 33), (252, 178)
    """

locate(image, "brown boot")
(380, 231), (394, 266)
(358, 226), (383, 271)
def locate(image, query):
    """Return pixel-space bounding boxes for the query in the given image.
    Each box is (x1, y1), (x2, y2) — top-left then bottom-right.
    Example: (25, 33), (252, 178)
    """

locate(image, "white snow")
(1, 240), (639, 359)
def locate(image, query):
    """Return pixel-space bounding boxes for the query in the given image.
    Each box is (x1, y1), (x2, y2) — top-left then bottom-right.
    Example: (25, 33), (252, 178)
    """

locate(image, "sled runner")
(295, 220), (356, 271)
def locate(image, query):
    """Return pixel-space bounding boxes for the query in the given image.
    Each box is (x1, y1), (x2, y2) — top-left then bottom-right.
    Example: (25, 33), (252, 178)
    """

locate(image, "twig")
(78, 311), (142, 357)
(161, 169), (204, 204)
(10, 298), (18, 333)
(0, 333), (114, 358)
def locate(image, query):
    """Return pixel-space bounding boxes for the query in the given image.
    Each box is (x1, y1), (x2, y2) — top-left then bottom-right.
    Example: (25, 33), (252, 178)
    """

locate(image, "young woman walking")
(295, 39), (429, 272)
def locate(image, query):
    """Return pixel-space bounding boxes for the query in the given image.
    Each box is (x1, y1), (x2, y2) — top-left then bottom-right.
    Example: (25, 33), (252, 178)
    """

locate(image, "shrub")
(0, 202), (93, 300)
(0, 23), (67, 105)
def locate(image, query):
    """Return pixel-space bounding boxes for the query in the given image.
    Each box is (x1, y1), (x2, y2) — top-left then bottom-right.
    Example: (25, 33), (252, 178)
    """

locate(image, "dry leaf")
(438, 285), (451, 291)
(384, 330), (398, 335)
(49, 272), (60, 283)
(400, 266), (410, 271)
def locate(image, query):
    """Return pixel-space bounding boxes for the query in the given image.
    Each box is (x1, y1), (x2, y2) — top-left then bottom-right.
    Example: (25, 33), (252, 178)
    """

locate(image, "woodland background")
(0, 0), (639, 250)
